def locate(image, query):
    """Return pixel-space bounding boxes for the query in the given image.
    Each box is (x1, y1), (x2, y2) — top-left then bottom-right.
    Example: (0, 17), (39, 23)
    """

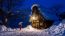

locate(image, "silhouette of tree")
(0, 9), (6, 26)
(58, 12), (65, 20)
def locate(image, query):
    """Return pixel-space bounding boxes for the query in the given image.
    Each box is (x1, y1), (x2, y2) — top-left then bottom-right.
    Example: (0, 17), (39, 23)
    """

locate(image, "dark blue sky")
(1, 0), (65, 28)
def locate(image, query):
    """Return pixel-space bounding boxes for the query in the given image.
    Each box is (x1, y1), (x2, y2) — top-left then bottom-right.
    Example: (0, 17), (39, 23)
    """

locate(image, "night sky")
(0, 0), (65, 28)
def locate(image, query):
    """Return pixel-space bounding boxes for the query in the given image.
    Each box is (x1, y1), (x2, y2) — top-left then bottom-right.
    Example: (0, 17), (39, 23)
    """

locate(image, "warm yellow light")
(32, 16), (36, 20)
(29, 15), (38, 22)
(31, 15), (38, 21)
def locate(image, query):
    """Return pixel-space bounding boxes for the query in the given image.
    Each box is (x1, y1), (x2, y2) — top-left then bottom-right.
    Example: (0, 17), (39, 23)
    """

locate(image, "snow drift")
(0, 20), (65, 36)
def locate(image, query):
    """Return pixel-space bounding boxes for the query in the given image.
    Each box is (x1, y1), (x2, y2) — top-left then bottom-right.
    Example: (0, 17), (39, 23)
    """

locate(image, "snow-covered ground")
(0, 20), (65, 36)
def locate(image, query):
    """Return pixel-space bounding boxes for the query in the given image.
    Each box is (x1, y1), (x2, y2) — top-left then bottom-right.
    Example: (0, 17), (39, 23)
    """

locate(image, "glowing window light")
(32, 16), (36, 20)
(31, 15), (38, 21)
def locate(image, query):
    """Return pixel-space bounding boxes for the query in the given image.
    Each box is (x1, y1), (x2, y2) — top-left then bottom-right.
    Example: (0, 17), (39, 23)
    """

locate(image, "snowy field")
(0, 20), (65, 36)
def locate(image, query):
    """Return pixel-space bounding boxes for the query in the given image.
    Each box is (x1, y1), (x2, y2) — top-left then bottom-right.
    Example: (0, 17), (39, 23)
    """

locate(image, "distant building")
(29, 5), (53, 29)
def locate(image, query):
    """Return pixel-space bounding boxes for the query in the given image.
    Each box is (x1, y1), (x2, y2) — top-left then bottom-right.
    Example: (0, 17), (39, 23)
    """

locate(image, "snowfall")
(0, 20), (65, 36)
